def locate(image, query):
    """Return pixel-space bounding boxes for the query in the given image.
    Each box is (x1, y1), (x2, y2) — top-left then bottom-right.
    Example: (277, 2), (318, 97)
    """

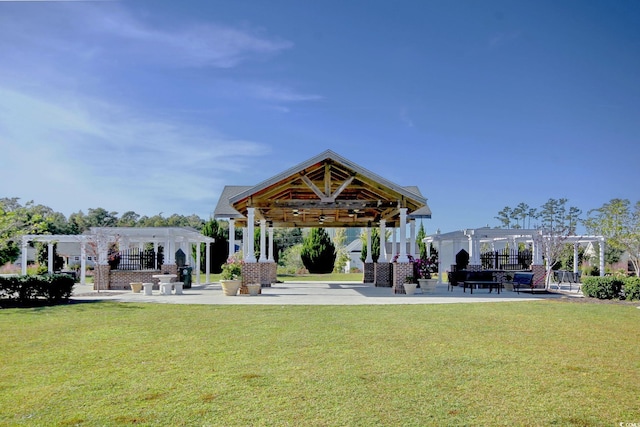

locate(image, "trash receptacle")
(180, 266), (193, 288)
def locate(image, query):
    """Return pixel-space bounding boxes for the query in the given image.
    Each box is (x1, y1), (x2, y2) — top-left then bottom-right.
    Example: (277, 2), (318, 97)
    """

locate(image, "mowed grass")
(1, 301), (639, 426)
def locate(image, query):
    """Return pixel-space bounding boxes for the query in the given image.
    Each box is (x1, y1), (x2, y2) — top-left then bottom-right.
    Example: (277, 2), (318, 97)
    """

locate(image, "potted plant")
(415, 257), (438, 293)
(220, 253), (243, 296)
(404, 275), (418, 295)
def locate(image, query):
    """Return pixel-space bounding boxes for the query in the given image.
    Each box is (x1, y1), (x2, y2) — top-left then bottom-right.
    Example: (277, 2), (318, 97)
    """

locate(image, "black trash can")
(179, 266), (193, 288)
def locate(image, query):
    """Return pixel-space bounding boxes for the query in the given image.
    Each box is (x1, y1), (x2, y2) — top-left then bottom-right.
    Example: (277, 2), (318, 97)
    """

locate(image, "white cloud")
(252, 84), (323, 102)
(0, 85), (269, 218)
(0, 2), (293, 69)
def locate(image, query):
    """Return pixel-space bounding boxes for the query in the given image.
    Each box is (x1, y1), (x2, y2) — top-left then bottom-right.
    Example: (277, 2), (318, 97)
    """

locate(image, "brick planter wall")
(109, 270), (163, 290)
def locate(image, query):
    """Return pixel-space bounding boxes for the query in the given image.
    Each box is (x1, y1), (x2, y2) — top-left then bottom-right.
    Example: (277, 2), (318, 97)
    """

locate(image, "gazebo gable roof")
(221, 150), (430, 227)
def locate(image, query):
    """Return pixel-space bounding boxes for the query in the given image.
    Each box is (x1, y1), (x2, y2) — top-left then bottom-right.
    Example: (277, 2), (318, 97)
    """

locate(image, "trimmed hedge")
(581, 276), (640, 301)
(0, 274), (75, 307)
(623, 276), (640, 301)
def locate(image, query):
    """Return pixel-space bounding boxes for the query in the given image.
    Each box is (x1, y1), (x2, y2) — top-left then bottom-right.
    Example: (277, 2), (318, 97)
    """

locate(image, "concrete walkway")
(71, 281), (583, 305)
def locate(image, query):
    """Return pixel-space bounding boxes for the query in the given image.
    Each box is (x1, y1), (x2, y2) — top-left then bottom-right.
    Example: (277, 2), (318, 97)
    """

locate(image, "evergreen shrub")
(581, 276), (624, 300)
(0, 274), (75, 307)
(301, 228), (336, 274)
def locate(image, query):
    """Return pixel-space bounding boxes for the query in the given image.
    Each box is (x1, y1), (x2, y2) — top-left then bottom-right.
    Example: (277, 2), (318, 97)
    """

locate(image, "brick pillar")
(269, 262), (277, 286)
(531, 265), (546, 289)
(94, 264), (111, 291)
(364, 263), (374, 283)
(259, 263), (273, 287)
(393, 262), (414, 294)
(374, 263), (392, 287)
(241, 262), (260, 294)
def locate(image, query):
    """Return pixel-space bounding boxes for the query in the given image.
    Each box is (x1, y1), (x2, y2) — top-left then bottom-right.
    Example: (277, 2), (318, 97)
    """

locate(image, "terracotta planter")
(129, 282), (143, 293)
(220, 279), (241, 296)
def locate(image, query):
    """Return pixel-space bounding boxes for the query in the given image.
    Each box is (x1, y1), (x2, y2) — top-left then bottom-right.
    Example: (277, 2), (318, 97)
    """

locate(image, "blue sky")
(0, 0), (638, 233)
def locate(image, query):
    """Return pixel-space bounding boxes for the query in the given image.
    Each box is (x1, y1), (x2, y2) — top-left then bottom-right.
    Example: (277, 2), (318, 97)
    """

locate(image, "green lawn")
(1, 301), (639, 426)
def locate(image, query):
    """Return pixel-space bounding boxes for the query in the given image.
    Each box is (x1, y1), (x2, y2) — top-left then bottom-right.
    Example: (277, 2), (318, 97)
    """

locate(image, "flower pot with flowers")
(220, 253), (243, 296)
(415, 257), (438, 293)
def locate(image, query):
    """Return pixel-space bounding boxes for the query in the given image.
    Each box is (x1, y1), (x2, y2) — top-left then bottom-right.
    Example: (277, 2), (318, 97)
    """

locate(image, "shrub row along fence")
(0, 274), (75, 307)
(581, 276), (640, 301)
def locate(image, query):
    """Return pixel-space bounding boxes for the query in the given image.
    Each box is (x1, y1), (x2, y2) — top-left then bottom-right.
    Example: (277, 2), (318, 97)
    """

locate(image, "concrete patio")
(71, 281), (584, 306)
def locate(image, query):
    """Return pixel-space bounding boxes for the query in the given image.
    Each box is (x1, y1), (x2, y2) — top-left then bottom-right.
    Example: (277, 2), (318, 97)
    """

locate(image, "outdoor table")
(462, 281), (501, 294)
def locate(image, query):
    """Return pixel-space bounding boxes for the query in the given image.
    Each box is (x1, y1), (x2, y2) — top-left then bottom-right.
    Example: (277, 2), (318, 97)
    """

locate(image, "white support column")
(365, 227), (373, 263)
(80, 241), (87, 285)
(573, 242), (579, 274)
(465, 230), (481, 265)
(398, 208), (408, 263)
(409, 219), (416, 259)
(242, 227), (248, 256)
(205, 240), (211, 283)
(228, 219), (235, 258)
(246, 208), (257, 262)
(48, 242), (54, 274)
(259, 219), (267, 262)
(268, 226), (274, 262)
(532, 233), (543, 265)
(391, 227), (397, 260)
(599, 238), (606, 277)
(170, 239), (177, 264)
(153, 242), (159, 269)
(195, 241), (201, 285)
(379, 220), (387, 262)
(21, 238), (28, 275)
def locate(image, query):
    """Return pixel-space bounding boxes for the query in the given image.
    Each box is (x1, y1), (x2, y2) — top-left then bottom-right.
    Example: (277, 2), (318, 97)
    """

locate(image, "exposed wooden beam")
(301, 175), (330, 201)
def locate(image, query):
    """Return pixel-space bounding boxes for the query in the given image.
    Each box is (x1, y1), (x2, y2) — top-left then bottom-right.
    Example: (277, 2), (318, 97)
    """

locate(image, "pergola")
(21, 227), (215, 286)
(424, 227), (605, 284)
(214, 150), (431, 287)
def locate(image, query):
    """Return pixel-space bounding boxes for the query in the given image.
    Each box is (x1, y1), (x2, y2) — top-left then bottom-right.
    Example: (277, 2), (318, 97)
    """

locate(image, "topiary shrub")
(623, 276), (640, 301)
(301, 228), (336, 274)
(581, 276), (624, 300)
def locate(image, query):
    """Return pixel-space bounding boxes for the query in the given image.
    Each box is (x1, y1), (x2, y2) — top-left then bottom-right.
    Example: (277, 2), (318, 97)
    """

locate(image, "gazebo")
(214, 150), (432, 292)
(21, 227), (215, 290)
